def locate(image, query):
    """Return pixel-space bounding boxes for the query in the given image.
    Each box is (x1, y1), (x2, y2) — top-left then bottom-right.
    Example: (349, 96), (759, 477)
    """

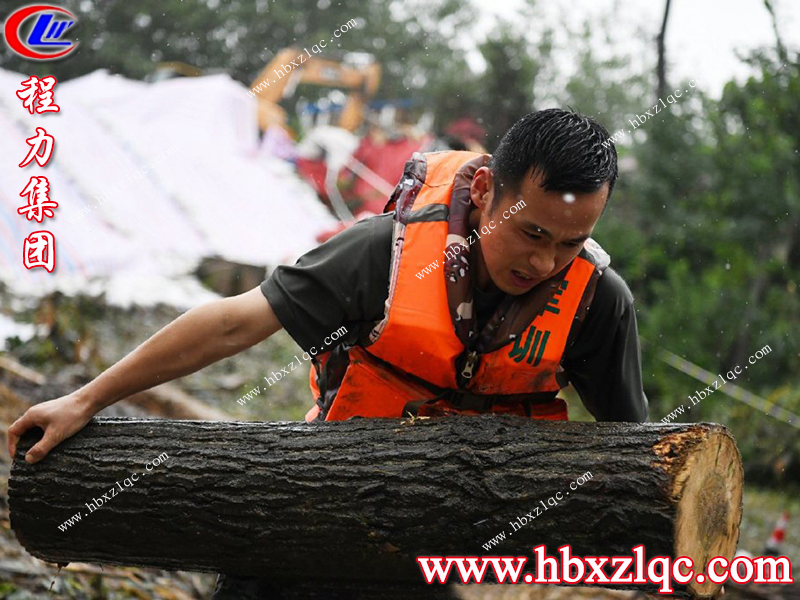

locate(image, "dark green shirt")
(261, 213), (648, 422)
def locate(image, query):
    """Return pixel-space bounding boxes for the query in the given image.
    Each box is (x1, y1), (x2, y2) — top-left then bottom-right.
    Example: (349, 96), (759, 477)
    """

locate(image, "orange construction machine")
(249, 47), (381, 132)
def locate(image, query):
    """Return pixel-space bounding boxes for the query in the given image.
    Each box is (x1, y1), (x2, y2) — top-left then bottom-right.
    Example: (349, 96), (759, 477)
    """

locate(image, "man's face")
(469, 167), (609, 295)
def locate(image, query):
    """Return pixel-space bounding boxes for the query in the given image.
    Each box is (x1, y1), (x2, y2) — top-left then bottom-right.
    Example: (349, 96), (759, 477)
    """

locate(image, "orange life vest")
(304, 150), (609, 423)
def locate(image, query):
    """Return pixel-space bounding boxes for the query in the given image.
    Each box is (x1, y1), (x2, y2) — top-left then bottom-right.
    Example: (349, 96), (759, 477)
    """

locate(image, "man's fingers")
(7, 426), (18, 459)
(7, 413), (35, 459)
(24, 429), (60, 464)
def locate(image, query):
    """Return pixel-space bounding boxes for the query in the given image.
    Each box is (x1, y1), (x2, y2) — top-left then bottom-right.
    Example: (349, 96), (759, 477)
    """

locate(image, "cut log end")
(661, 427), (744, 598)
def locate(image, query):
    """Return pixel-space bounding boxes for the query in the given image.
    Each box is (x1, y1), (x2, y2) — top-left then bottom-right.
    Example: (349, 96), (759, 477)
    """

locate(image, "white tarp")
(0, 68), (337, 308)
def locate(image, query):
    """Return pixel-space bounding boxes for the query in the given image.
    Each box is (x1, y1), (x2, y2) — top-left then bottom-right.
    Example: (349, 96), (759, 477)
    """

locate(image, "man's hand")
(7, 393), (94, 464)
(7, 287), (283, 464)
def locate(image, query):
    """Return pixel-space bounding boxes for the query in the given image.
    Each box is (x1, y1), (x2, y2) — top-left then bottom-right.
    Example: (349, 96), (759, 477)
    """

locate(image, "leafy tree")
(476, 21), (547, 147)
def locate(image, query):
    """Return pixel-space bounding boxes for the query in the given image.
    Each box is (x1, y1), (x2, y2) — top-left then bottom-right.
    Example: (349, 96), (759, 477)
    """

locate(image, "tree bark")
(10, 415), (743, 598)
(656, 0), (672, 100)
(762, 0), (788, 64)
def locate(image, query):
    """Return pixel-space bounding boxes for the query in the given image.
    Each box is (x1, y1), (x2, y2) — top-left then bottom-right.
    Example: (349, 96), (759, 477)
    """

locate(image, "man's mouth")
(510, 269), (540, 288)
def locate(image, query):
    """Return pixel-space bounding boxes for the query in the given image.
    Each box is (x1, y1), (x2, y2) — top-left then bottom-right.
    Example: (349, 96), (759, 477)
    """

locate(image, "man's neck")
(467, 208), (498, 293)
(471, 239), (500, 294)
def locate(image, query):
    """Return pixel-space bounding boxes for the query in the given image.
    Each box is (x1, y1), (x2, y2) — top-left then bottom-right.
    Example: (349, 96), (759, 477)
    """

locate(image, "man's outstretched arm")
(7, 287), (282, 463)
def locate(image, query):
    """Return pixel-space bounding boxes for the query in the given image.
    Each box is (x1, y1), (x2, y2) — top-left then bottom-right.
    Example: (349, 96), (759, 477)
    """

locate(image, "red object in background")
(764, 511), (790, 555)
(298, 133), (432, 243)
(297, 135), (430, 214)
(346, 134), (429, 214)
(295, 157), (328, 199)
(444, 117), (486, 146)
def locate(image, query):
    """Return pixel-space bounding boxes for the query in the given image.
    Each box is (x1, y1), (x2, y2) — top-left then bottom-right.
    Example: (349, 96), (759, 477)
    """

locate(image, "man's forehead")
(512, 179), (609, 204)
(509, 184), (606, 233)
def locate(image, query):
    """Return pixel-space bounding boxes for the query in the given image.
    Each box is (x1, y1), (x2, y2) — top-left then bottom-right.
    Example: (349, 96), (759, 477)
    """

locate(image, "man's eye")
(525, 231), (541, 240)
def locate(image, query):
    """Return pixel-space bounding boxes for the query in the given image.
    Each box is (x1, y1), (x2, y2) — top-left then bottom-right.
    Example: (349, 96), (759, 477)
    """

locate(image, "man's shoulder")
(592, 266), (635, 315)
(327, 213), (394, 246)
(562, 265), (640, 365)
(303, 213), (394, 264)
(353, 212), (395, 230)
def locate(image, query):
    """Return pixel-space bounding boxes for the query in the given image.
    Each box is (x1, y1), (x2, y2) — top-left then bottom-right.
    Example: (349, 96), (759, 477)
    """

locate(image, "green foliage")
(591, 47), (800, 481)
(475, 22), (546, 145)
(0, 581), (17, 595)
(561, 19), (652, 126)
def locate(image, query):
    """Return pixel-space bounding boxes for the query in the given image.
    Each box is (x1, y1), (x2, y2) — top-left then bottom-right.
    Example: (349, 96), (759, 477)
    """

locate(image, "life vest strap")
(401, 388), (560, 417)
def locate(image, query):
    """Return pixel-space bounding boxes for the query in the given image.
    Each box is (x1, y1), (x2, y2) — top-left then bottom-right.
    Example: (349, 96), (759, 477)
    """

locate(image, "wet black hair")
(487, 108), (618, 215)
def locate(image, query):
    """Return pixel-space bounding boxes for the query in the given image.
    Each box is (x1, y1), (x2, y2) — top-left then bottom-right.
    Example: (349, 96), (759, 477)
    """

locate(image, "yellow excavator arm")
(249, 47), (381, 132)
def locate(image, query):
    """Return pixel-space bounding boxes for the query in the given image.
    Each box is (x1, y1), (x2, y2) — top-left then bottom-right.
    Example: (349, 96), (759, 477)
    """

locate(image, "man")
(7, 109), (647, 598)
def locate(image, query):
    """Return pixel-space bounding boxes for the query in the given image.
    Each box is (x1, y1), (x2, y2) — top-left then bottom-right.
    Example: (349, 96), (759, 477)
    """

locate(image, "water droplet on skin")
(563, 193), (575, 203)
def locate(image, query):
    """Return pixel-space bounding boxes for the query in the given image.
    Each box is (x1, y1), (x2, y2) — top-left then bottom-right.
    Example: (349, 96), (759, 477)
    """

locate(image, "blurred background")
(0, 0), (798, 597)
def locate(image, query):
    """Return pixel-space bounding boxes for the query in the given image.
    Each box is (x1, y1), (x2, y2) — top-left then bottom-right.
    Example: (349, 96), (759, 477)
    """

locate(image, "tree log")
(9, 416), (743, 598)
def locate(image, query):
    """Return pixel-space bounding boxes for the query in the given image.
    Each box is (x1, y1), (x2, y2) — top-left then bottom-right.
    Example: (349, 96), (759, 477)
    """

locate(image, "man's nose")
(529, 250), (555, 278)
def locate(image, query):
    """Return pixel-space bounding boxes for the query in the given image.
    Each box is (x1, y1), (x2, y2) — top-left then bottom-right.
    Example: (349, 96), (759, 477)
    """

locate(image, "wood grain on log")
(9, 415), (743, 598)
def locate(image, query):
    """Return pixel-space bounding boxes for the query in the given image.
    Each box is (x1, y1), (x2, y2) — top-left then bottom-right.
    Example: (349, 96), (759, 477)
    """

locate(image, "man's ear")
(470, 166), (494, 211)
